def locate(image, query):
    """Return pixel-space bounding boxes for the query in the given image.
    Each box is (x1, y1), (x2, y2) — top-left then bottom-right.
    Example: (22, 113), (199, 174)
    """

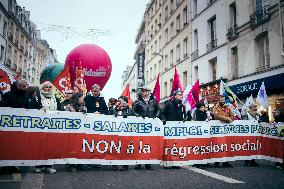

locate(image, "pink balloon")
(65, 44), (112, 91)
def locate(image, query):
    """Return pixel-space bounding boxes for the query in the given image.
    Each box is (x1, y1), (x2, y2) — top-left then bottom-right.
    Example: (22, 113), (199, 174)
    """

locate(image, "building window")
(256, 32), (270, 70)
(13, 51), (18, 69)
(150, 46), (153, 57)
(183, 71), (187, 89)
(176, 15), (180, 32)
(155, 0), (158, 11)
(155, 19), (158, 32)
(165, 6), (169, 20)
(154, 40), (157, 53)
(183, 6), (188, 25)
(159, 60), (162, 72)
(176, 44), (180, 62)
(231, 46), (238, 78)
(192, 0), (197, 17)
(170, 49), (174, 66)
(170, 22), (174, 38)
(150, 67), (153, 81)
(0, 46), (4, 61)
(164, 81), (168, 98)
(229, 2), (237, 27)
(256, 0), (263, 10)
(154, 64), (157, 78)
(170, 79), (173, 93)
(176, 0), (180, 6)
(183, 38), (188, 57)
(194, 66), (198, 82)
(209, 57), (217, 81)
(3, 21), (7, 38)
(158, 14), (162, 27)
(193, 29), (198, 50)
(170, 0), (174, 14)
(207, 16), (217, 52)
(165, 55), (168, 70)
(159, 35), (162, 50)
(208, 16), (216, 41)
(146, 70), (149, 83)
(165, 28), (169, 43)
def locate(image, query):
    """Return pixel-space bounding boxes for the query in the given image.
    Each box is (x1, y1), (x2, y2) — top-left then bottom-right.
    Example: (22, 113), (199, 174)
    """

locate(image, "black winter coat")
(195, 109), (207, 121)
(84, 95), (108, 114)
(109, 106), (139, 118)
(60, 99), (71, 111)
(132, 96), (160, 118)
(259, 113), (269, 123)
(0, 82), (27, 108)
(161, 99), (185, 121)
(24, 95), (42, 110)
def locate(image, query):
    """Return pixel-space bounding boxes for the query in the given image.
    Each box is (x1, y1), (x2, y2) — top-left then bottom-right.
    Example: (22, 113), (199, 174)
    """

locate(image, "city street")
(1, 160), (283, 189)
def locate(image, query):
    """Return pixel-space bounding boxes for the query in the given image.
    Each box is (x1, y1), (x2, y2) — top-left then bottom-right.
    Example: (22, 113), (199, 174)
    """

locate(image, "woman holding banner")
(34, 81), (60, 174)
(65, 92), (86, 172)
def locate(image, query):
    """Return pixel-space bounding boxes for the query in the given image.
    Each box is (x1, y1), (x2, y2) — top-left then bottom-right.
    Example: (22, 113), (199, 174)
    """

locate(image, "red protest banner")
(0, 108), (283, 166)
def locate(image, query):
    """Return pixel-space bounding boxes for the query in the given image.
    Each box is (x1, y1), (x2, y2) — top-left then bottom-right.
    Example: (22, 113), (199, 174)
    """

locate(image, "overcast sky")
(17, 0), (148, 100)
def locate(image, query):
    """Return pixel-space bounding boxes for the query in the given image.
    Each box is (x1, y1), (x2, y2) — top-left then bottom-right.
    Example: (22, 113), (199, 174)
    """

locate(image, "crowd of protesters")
(0, 78), (283, 174)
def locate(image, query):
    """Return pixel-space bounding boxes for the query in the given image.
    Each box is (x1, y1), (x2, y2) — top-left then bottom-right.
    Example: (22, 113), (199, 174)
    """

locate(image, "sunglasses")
(44, 86), (52, 89)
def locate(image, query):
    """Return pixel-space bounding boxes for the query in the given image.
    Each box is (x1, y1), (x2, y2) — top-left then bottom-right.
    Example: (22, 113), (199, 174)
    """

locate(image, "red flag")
(153, 73), (160, 104)
(74, 62), (86, 93)
(52, 69), (72, 102)
(170, 66), (183, 97)
(121, 84), (133, 107)
(186, 79), (200, 110)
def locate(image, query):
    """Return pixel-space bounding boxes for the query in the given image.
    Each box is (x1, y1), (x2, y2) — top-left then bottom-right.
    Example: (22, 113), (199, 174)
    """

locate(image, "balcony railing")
(250, 5), (270, 29)
(227, 25), (239, 41)
(191, 49), (199, 60)
(206, 39), (217, 53)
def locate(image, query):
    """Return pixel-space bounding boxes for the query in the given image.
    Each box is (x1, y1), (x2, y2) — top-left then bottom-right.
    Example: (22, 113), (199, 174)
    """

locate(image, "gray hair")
(16, 78), (28, 85)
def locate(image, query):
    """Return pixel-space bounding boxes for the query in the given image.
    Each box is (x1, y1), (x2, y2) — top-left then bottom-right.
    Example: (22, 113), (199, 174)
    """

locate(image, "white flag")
(256, 82), (269, 108)
(245, 94), (254, 107)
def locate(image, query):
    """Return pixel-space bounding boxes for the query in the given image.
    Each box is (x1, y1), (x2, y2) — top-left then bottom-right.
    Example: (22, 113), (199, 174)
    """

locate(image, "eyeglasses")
(44, 86), (52, 89)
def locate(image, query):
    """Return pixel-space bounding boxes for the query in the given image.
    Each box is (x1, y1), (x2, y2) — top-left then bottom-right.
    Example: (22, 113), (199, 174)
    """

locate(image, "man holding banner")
(84, 84), (108, 115)
(212, 95), (234, 168)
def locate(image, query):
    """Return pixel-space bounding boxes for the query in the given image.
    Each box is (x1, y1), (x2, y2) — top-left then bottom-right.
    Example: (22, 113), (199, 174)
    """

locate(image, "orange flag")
(121, 84), (133, 107)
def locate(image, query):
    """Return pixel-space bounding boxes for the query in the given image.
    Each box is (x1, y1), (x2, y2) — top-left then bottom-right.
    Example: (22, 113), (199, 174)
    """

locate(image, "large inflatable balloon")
(65, 44), (112, 91)
(40, 63), (65, 84)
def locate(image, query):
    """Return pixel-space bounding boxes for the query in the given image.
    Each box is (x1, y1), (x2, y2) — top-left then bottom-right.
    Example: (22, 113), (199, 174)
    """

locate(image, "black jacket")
(132, 95), (160, 118)
(161, 99), (185, 121)
(195, 109), (207, 121)
(60, 99), (71, 111)
(24, 94), (42, 110)
(109, 106), (139, 118)
(84, 95), (108, 114)
(0, 82), (27, 108)
(259, 113), (269, 123)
